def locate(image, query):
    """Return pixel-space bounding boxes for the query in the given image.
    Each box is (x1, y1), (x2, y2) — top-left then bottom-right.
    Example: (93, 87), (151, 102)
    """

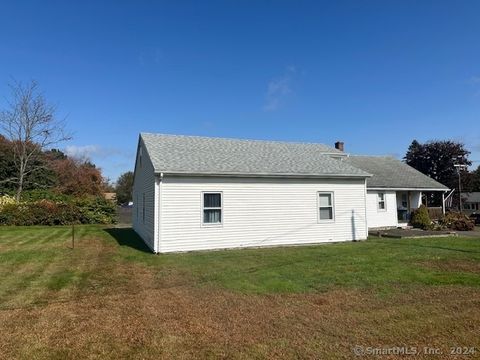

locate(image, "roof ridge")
(140, 132), (343, 152)
(349, 154), (400, 159)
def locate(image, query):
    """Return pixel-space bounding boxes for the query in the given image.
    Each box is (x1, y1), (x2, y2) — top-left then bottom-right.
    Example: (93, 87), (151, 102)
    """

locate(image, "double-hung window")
(318, 192), (334, 221)
(203, 192), (222, 225)
(377, 192), (386, 211)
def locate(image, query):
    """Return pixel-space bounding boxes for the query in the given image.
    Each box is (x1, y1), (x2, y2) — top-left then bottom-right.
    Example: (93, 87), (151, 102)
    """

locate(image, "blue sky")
(1, 0), (479, 181)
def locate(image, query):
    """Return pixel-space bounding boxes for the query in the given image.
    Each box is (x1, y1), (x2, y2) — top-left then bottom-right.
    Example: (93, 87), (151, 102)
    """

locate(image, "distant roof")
(140, 133), (370, 178)
(463, 192), (480, 203)
(344, 156), (448, 190)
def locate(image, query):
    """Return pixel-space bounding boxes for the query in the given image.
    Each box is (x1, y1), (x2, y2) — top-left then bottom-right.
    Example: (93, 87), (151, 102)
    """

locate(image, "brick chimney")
(334, 141), (344, 152)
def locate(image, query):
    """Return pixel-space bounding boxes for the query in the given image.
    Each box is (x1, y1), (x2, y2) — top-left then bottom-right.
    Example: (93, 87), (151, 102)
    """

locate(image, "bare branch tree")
(0, 80), (71, 201)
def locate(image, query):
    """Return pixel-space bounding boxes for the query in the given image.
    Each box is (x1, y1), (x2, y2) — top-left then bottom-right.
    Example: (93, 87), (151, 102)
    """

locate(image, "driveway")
(457, 226), (480, 237)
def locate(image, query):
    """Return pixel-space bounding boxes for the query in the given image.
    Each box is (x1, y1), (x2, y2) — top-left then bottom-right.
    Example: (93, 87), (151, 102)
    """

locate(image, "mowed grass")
(0, 226), (479, 359)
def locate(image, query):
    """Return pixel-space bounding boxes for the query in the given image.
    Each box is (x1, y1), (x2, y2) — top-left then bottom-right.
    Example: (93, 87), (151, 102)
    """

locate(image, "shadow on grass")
(104, 227), (151, 254)
(374, 239), (480, 254)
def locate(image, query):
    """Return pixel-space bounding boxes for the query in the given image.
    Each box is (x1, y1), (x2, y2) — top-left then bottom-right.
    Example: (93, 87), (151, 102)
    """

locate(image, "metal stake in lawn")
(72, 223), (75, 249)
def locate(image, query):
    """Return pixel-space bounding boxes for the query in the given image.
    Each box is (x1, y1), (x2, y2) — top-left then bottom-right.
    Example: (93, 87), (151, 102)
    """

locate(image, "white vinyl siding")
(132, 140), (156, 252)
(158, 176), (367, 253)
(366, 190), (397, 228)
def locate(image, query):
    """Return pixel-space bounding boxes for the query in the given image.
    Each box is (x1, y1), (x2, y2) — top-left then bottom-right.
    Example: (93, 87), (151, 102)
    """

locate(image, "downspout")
(363, 178), (368, 239)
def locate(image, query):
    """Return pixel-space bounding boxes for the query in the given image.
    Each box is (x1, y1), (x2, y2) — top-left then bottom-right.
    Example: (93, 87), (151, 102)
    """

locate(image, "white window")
(203, 192), (222, 225)
(377, 192), (386, 211)
(318, 192), (334, 221)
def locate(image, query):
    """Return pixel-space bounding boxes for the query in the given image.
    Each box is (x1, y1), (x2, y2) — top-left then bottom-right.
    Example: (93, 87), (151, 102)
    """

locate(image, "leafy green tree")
(0, 135), (56, 194)
(404, 140), (471, 206)
(0, 135), (17, 193)
(463, 165), (480, 192)
(115, 171), (134, 204)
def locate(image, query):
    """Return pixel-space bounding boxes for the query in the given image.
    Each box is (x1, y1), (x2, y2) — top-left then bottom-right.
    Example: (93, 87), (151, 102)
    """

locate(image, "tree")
(115, 171), (134, 204)
(51, 157), (105, 196)
(0, 80), (71, 201)
(0, 135), (16, 193)
(404, 140), (472, 206)
(463, 165), (480, 192)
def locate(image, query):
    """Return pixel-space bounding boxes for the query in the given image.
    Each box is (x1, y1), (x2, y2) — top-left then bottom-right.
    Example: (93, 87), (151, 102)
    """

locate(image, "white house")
(132, 133), (447, 253)
(463, 193), (480, 214)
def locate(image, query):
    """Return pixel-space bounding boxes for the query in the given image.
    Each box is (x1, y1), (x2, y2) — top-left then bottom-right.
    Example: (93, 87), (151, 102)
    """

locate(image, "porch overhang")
(367, 187), (449, 192)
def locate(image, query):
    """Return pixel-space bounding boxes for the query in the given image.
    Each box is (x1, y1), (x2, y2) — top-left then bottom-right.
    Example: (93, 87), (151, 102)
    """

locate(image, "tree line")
(1, 80), (478, 208)
(0, 80), (108, 201)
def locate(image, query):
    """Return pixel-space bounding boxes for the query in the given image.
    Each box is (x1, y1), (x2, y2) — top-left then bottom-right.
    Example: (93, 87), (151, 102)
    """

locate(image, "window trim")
(317, 191), (335, 223)
(201, 191), (223, 227)
(377, 192), (387, 212)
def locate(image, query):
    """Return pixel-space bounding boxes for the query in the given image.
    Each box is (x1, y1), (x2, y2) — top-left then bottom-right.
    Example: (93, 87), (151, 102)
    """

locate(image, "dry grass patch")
(418, 259), (480, 274)
(0, 226), (479, 359)
(0, 284), (479, 359)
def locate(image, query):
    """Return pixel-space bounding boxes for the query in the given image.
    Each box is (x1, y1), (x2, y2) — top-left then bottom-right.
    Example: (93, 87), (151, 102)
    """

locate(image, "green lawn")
(0, 225), (479, 359)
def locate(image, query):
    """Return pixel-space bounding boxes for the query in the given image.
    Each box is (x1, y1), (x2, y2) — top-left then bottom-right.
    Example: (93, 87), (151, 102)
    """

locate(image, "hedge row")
(0, 196), (117, 226)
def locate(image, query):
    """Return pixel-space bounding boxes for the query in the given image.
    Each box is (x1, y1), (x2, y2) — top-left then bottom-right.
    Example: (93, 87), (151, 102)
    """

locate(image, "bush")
(72, 196), (117, 225)
(0, 196), (117, 226)
(0, 195), (16, 209)
(20, 189), (72, 203)
(411, 205), (433, 230)
(440, 212), (475, 231)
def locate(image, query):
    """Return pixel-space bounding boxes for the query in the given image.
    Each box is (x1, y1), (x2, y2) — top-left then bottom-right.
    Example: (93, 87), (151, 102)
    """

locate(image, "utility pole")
(454, 164), (467, 212)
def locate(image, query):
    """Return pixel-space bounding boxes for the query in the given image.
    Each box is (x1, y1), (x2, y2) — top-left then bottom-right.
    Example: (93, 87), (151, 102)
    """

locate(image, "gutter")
(367, 187), (449, 192)
(153, 171), (372, 179)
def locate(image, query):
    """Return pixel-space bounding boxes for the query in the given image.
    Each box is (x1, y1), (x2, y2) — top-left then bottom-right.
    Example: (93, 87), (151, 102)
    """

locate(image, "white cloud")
(138, 47), (163, 67)
(64, 145), (125, 160)
(470, 76), (480, 84)
(263, 66), (297, 111)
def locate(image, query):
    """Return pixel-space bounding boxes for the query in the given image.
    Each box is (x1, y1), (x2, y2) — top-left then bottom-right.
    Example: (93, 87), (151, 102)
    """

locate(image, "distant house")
(103, 192), (117, 202)
(132, 133), (447, 253)
(463, 192), (480, 213)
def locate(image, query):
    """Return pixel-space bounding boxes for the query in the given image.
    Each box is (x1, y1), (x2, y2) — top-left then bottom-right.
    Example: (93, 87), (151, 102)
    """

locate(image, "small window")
(378, 193), (386, 211)
(318, 192), (334, 221)
(203, 192), (222, 224)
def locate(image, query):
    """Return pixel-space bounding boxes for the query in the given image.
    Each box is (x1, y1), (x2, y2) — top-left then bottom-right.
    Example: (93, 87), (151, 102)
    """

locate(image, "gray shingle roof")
(344, 156), (448, 190)
(140, 133), (370, 178)
(463, 192), (480, 203)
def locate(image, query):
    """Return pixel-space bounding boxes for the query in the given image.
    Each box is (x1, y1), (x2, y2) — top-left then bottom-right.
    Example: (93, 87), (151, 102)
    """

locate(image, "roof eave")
(367, 187), (449, 192)
(154, 170), (371, 179)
